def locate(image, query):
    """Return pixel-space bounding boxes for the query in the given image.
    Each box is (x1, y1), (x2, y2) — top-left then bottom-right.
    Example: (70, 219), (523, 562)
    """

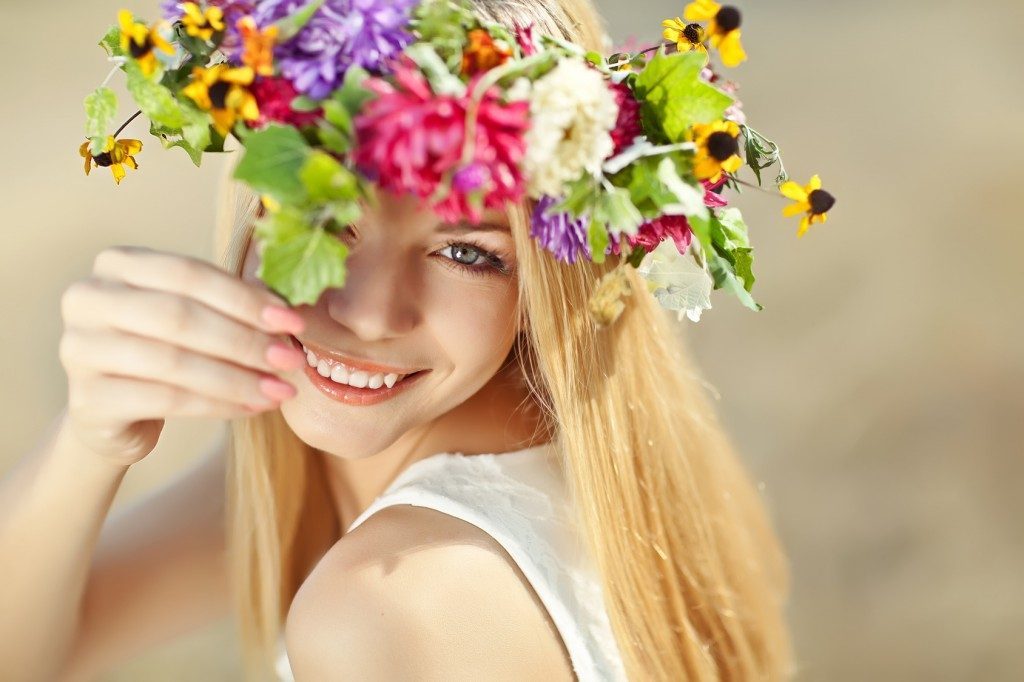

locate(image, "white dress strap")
(343, 442), (628, 681)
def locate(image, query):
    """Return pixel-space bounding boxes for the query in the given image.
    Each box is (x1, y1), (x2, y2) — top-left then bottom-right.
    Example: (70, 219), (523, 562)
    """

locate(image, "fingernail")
(266, 342), (307, 370)
(260, 377), (297, 401)
(262, 305), (304, 334)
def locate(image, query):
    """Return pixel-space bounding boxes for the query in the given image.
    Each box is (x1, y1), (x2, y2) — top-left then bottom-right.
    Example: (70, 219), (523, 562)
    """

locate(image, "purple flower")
(451, 162), (488, 193)
(530, 195), (593, 264)
(251, 0), (419, 99)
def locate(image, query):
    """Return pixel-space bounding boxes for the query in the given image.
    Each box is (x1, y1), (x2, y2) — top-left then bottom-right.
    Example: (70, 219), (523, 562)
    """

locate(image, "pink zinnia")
(245, 76), (323, 130)
(353, 56), (529, 223)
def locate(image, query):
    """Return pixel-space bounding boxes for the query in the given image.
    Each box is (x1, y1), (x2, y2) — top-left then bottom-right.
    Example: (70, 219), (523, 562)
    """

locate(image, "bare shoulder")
(284, 504), (574, 681)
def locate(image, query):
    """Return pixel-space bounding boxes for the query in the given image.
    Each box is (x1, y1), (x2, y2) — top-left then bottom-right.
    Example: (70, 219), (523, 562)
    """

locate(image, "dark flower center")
(715, 7), (742, 32)
(683, 23), (704, 44)
(209, 81), (231, 109)
(808, 189), (836, 215)
(93, 152), (113, 167)
(129, 36), (153, 58)
(706, 131), (739, 162)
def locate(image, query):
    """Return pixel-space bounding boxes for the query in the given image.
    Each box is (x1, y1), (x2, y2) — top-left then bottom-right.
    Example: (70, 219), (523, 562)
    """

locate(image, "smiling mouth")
(288, 335), (427, 390)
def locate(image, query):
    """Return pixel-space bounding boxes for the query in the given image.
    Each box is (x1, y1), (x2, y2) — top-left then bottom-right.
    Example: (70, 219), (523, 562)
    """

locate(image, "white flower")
(637, 239), (713, 322)
(523, 58), (619, 198)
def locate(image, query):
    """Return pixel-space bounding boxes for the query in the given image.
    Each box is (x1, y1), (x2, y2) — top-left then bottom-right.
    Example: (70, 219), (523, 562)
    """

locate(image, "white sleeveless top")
(274, 441), (628, 680)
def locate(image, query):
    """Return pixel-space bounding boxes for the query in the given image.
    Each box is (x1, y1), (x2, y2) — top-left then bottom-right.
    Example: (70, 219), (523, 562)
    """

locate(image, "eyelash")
(337, 228), (510, 277)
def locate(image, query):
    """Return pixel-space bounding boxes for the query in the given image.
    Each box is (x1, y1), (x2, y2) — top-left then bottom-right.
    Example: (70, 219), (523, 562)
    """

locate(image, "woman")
(0, 0), (793, 679)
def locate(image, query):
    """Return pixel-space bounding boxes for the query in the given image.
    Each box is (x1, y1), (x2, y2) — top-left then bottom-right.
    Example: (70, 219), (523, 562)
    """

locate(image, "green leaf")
(233, 124), (312, 203)
(403, 43), (464, 96)
(124, 60), (186, 129)
(291, 95), (321, 112)
(84, 86), (117, 149)
(99, 25), (125, 58)
(320, 100), (351, 136)
(706, 247), (761, 310)
(299, 150), (358, 203)
(633, 48), (733, 143)
(592, 185), (643, 237)
(271, 0), (327, 43)
(330, 65), (375, 121)
(587, 216), (609, 264)
(550, 176), (599, 219)
(254, 208), (349, 306)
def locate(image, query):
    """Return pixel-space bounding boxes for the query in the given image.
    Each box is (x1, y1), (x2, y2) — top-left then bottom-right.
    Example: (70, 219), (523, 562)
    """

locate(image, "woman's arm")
(0, 406), (230, 681)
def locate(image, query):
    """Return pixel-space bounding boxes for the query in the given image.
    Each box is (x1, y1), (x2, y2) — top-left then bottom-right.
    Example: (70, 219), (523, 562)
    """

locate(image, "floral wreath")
(79, 0), (837, 326)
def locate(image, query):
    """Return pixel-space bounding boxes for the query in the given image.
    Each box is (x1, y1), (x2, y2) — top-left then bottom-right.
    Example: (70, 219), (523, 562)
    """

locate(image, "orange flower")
(461, 28), (512, 77)
(237, 15), (278, 76)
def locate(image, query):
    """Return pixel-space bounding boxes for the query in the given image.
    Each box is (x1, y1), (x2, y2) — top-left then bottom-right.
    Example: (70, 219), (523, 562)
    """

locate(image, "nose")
(324, 241), (422, 341)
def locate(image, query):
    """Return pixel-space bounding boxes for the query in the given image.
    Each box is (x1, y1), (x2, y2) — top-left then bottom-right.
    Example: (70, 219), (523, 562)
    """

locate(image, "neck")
(316, 358), (550, 533)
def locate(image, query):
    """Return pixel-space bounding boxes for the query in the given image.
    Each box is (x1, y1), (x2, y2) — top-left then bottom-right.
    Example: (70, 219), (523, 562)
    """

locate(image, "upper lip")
(292, 336), (424, 376)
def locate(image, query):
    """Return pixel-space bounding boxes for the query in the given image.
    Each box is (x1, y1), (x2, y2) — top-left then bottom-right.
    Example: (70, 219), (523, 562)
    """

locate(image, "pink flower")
(608, 81), (643, 156)
(513, 21), (539, 57)
(353, 57), (529, 223)
(245, 76), (322, 130)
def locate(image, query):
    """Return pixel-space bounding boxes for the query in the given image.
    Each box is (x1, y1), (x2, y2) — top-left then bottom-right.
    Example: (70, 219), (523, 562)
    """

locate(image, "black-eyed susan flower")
(180, 1), (225, 42)
(118, 9), (175, 77)
(686, 120), (743, 183)
(683, 0), (746, 67)
(181, 63), (260, 136)
(780, 174), (836, 237)
(79, 135), (143, 185)
(237, 15), (278, 77)
(661, 17), (708, 58)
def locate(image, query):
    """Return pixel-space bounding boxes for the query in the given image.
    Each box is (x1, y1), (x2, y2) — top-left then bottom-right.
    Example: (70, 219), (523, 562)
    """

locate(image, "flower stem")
(113, 109), (144, 138)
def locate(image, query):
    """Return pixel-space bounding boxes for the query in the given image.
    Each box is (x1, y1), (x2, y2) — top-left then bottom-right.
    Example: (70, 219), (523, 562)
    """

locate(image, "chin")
(277, 397), (410, 460)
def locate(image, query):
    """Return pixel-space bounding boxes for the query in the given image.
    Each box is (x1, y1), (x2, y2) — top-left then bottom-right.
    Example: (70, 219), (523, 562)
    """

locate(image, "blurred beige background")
(2, 0), (1021, 679)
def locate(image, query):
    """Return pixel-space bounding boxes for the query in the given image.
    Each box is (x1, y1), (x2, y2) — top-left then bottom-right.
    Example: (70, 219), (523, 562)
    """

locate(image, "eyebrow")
(437, 221), (511, 234)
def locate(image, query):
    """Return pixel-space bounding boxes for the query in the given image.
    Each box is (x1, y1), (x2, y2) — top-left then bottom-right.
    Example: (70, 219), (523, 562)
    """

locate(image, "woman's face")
(240, 188), (522, 459)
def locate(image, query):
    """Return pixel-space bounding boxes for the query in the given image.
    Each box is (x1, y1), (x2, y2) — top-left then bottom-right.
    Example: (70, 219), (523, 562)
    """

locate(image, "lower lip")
(289, 336), (429, 406)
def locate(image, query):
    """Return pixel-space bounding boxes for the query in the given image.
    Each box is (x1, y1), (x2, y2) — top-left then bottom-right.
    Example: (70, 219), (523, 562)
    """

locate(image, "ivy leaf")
(592, 184), (643, 237)
(636, 240), (714, 322)
(633, 48), (733, 143)
(254, 207), (349, 306)
(233, 124), (312, 204)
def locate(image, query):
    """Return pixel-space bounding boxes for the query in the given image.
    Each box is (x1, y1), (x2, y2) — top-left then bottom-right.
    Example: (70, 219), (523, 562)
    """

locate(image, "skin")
(240, 188), (550, 528)
(240, 189), (572, 678)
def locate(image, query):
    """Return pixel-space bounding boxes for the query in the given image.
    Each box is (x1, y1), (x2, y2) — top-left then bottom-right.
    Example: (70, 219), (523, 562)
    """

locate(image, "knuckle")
(57, 330), (80, 368)
(164, 295), (193, 334)
(60, 280), (90, 319)
(158, 343), (188, 375)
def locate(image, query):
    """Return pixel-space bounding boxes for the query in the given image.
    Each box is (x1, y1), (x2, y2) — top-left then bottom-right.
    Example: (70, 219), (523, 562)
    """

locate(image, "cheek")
(427, 277), (519, 372)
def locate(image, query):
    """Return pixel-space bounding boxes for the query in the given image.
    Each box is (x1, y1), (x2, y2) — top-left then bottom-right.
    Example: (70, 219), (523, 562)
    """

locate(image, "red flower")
(609, 177), (729, 256)
(353, 57), (529, 223)
(608, 81), (643, 156)
(244, 76), (322, 129)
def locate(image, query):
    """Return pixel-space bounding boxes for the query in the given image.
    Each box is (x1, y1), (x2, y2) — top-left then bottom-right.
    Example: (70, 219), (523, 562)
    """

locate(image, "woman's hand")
(57, 245), (308, 467)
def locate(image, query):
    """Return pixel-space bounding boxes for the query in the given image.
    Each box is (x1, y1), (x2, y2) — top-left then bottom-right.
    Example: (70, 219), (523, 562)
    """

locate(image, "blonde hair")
(215, 1), (794, 679)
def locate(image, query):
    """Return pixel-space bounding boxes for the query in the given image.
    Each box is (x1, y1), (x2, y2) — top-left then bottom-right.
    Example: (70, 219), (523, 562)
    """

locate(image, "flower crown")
(79, 0), (837, 326)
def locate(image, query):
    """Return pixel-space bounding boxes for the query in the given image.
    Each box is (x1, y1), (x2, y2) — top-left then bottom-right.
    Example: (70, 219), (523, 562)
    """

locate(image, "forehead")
(361, 187), (510, 227)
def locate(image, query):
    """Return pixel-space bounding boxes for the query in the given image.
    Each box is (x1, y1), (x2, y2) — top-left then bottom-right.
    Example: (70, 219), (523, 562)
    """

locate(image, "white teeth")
(303, 344), (408, 390)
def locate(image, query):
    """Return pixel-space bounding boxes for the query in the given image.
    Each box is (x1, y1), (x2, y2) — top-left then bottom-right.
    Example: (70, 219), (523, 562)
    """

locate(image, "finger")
(90, 245), (304, 335)
(60, 327), (295, 409)
(62, 280), (306, 377)
(70, 374), (274, 421)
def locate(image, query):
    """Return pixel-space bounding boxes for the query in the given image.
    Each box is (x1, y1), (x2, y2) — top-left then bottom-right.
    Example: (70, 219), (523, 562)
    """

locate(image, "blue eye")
(437, 240), (510, 276)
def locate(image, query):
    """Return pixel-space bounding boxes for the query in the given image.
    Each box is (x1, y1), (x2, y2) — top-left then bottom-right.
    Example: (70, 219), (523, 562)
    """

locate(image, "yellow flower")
(181, 63), (260, 136)
(118, 9), (175, 77)
(237, 15), (278, 76)
(79, 135), (143, 185)
(683, 0), (747, 67)
(260, 194), (281, 214)
(180, 1), (225, 42)
(660, 17), (708, 59)
(780, 175), (835, 237)
(685, 120), (743, 183)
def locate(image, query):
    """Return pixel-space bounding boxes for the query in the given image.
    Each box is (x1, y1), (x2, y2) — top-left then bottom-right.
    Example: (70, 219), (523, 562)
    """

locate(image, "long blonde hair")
(214, 1), (794, 679)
